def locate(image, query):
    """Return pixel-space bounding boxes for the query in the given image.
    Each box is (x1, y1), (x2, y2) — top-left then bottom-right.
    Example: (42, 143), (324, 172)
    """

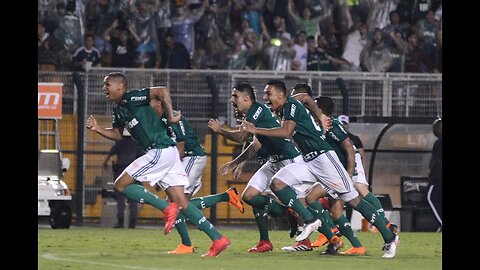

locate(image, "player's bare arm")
(340, 137), (356, 177)
(219, 140), (259, 179)
(149, 86), (180, 123)
(240, 119), (296, 138)
(207, 118), (249, 143)
(86, 115), (123, 141)
(291, 93), (332, 130)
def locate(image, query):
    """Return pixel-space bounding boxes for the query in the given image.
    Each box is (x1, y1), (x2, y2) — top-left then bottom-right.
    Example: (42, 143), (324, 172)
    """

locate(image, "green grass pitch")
(38, 226), (442, 270)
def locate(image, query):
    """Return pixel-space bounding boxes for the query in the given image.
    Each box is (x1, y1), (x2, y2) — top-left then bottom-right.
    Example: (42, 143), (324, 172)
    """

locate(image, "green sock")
(355, 199), (394, 242)
(246, 194), (269, 208)
(334, 215), (362, 247)
(363, 192), (389, 223)
(307, 201), (334, 239)
(190, 192), (229, 209)
(122, 184), (169, 210)
(174, 212), (192, 246)
(274, 187), (314, 222)
(182, 203), (222, 240)
(265, 198), (288, 217)
(253, 207), (270, 241)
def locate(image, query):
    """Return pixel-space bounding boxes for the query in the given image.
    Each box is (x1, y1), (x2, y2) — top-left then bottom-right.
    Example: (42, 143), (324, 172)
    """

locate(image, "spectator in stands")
(159, 31), (191, 69)
(287, 0), (325, 38)
(103, 130), (144, 229)
(337, 114), (368, 222)
(153, 0), (173, 49)
(403, 32), (437, 73)
(38, 21), (63, 71)
(313, 35), (350, 71)
(414, 9), (440, 68)
(262, 32), (296, 71)
(208, 0), (232, 41)
(427, 117), (442, 232)
(341, 22), (368, 71)
(170, 0), (209, 57)
(72, 33), (102, 71)
(360, 28), (403, 72)
(102, 20), (136, 68)
(54, 0), (84, 70)
(367, 0), (399, 32)
(381, 10), (407, 47)
(128, 0), (160, 68)
(291, 30), (308, 71)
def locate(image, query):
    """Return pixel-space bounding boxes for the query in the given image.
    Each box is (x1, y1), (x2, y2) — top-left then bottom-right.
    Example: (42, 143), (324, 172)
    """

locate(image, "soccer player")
(240, 79), (399, 258)
(208, 82), (328, 252)
(85, 72), (230, 257)
(150, 99), (244, 254)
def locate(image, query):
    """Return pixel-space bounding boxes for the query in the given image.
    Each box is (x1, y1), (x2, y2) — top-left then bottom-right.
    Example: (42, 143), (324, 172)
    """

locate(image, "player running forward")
(240, 80), (399, 258)
(86, 72), (230, 257)
(150, 100), (244, 254)
(208, 82), (331, 252)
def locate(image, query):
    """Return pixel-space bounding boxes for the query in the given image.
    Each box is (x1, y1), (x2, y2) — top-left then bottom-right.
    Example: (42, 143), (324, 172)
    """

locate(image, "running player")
(150, 99), (244, 254)
(240, 79), (399, 258)
(208, 82), (330, 252)
(86, 72), (230, 257)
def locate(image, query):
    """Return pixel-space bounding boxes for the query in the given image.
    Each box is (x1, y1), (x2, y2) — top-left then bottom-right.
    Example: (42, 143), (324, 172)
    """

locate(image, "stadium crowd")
(38, 0), (442, 73)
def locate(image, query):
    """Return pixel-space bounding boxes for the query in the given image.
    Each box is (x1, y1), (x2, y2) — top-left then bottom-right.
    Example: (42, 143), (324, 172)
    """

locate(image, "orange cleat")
(248, 240), (273, 252)
(168, 243), (194, 254)
(163, 202), (180, 235)
(312, 233), (329, 248)
(202, 236), (231, 257)
(386, 223), (399, 234)
(226, 187), (244, 213)
(342, 246), (366, 255)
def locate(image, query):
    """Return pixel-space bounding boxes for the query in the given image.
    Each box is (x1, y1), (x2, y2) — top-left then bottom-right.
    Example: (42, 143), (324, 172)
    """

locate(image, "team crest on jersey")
(253, 107), (263, 120)
(290, 104), (296, 117)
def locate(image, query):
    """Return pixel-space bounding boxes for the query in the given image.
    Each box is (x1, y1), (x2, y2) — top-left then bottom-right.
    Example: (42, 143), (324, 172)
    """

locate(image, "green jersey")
(326, 118), (360, 175)
(246, 102), (300, 162)
(112, 88), (176, 151)
(161, 114), (206, 157)
(282, 97), (333, 160)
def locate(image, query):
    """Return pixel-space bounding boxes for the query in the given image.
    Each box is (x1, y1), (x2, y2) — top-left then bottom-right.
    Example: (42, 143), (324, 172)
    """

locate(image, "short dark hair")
(106, 72), (128, 86)
(266, 80), (287, 95)
(292, 83), (313, 97)
(315, 96), (334, 116)
(233, 82), (256, 101)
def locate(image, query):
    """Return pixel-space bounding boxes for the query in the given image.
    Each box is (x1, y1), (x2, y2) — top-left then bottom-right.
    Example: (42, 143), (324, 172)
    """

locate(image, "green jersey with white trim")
(112, 88), (176, 151)
(325, 118), (360, 175)
(161, 114), (206, 156)
(246, 102), (300, 161)
(282, 97), (333, 156)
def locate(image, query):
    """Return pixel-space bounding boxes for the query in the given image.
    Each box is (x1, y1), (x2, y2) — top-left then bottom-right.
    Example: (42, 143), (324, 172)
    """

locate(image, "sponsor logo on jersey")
(290, 104), (296, 117)
(130, 96), (147, 101)
(127, 118), (139, 129)
(253, 106), (263, 120)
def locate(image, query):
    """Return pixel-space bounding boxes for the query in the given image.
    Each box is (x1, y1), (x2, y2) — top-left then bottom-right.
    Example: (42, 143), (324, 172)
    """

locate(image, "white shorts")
(305, 150), (359, 202)
(124, 146), (188, 190)
(247, 155), (304, 198)
(182, 155), (207, 195)
(272, 160), (318, 198)
(352, 153), (368, 185)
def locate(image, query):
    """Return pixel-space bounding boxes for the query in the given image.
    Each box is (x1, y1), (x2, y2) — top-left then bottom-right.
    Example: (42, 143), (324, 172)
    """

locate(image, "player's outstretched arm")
(86, 115), (123, 141)
(208, 118), (249, 143)
(150, 86), (180, 123)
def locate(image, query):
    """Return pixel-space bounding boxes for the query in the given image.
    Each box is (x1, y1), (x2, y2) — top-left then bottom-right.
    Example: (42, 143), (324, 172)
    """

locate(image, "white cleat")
(295, 219), (322, 242)
(382, 234), (399, 258)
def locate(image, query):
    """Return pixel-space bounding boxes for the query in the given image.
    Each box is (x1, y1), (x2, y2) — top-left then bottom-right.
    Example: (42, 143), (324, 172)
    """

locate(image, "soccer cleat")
(168, 243), (195, 254)
(248, 240), (273, 252)
(281, 239), (313, 252)
(202, 236), (231, 257)
(311, 233), (328, 248)
(341, 246), (366, 255)
(226, 187), (244, 213)
(387, 223), (399, 234)
(382, 233), (399, 258)
(286, 209), (298, 238)
(322, 238), (344, 255)
(295, 219), (322, 242)
(163, 202), (180, 235)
